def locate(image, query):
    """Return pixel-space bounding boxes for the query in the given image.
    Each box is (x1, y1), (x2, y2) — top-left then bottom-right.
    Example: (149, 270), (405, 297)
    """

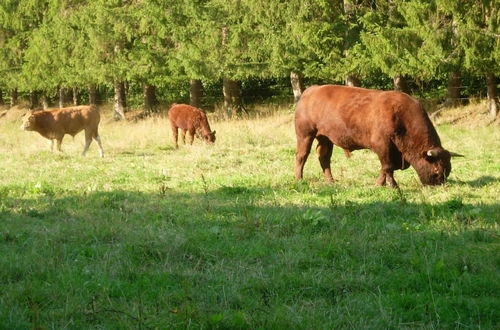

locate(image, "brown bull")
(295, 85), (461, 186)
(21, 105), (104, 157)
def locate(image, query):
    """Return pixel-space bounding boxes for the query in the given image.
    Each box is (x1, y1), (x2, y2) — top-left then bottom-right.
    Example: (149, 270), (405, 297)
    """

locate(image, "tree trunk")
(143, 84), (157, 113)
(10, 89), (18, 108)
(29, 91), (38, 110)
(290, 71), (304, 102)
(345, 75), (361, 87)
(446, 72), (461, 107)
(41, 93), (49, 110)
(122, 81), (128, 108)
(88, 84), (98, 105)
(486, 73), (498, 119)
(0, 90), (4, 105)
(59, 87), (65, 108)
(72, 87), (78, 106)
(223, 78), (243, 118)
(393, 75), (409, 93)
(189, 79), (203, 108)
(113, 80), (126, 120)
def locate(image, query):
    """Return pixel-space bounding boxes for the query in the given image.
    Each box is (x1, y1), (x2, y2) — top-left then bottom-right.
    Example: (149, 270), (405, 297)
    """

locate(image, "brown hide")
(167, 104), (216, 147)
(21, 105), (103, 157)
(294, 85), (452, 186)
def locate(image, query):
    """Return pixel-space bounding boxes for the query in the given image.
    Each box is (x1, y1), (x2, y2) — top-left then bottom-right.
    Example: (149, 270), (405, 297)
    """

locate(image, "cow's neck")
(34, 114), (56, 139)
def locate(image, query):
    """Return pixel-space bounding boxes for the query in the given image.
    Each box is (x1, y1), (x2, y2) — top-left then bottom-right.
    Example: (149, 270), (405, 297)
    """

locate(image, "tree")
(0, 0), (52, 107)
(447, 0), (499, 118)
(74, 0), (142, 120)
(245, 0), (345, 100)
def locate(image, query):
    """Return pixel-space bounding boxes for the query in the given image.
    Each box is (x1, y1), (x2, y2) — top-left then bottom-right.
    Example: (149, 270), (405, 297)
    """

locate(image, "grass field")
(0, 105), (499, 329)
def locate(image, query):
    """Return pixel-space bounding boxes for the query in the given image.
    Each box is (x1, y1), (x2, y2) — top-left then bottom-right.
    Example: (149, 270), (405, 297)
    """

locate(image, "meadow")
(0, 104), (498, 329)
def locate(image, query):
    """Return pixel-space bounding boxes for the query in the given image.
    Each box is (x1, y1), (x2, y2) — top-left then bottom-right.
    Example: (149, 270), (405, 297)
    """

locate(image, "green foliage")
(0, 0), (497, 104)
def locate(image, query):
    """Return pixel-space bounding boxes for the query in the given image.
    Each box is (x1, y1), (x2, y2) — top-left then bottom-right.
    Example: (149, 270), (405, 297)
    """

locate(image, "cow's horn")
(449, 151), (464, 157)
(427, 149), (439, 157)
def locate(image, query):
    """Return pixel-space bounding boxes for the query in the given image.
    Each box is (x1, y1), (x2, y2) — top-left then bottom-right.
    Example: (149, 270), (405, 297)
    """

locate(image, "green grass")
(0, 108), (499, 329)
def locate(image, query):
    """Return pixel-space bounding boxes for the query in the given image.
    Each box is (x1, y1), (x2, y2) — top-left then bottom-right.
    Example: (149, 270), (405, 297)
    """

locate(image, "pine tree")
(0, 0), (52, 107)
(448, 0), (499, 117)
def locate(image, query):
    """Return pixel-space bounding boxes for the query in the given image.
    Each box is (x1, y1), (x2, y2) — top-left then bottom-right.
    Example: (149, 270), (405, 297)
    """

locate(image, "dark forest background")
(0, 0), (498, 118)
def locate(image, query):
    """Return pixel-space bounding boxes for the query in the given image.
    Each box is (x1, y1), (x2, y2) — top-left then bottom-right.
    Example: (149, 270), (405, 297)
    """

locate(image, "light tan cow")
(21, 105), (104, 157)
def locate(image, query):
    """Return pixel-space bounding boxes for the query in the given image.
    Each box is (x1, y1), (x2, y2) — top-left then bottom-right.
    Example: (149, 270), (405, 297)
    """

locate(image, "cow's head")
(20, 111), (36, 131)
(204, 130), (216, 144)
(415, 148), (463, 185)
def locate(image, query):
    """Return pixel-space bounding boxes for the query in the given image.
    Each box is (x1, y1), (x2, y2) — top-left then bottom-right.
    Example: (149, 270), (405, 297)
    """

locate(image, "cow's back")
(35, 105), (100, 136)
(295, 85), (426, 151)
(168, 104), (203, 129)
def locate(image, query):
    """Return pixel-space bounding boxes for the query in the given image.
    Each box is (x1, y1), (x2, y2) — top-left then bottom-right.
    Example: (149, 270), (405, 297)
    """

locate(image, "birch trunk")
(59, 87), (65, 108)
(72, 87), (78, 106)
(486, 73), (498, 119)
(393, 75), (409, 93)
(345, 75), (360, 87)
(41, 93), (49, 110)
(290, 71), (304, 102)
(113, 80), (126, 120)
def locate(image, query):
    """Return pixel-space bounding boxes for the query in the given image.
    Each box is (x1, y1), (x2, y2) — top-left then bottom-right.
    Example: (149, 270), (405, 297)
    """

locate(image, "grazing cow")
(168, 103), (216, 148)
(295, 85), (462, 186)
(21, 105), (104, 157)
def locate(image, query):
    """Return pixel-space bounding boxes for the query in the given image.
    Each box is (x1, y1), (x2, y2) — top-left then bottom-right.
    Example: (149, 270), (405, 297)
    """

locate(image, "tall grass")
(0, 105), (498, 328)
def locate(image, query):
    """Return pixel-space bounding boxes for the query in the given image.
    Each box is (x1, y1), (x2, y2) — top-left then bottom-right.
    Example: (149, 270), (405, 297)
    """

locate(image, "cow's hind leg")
(93, 129), (104, 158)
(170, 122), (179, 148)
(55, 136), (64, 153)
(295, 133), (315, 180)
(316, 135), (334, 182)
(188, 127), (195, 145)
(180, 129), (187, 145)
(82, 129), (94, 157)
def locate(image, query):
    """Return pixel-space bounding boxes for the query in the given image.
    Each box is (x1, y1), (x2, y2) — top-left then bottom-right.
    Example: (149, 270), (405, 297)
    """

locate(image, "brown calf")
(167, 104), (216, 148)
(21, 105), (104, 157)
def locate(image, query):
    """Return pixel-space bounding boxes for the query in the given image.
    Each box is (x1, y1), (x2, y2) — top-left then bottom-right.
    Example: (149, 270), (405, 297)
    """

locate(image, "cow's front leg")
(53, 135), (64, 153)
(376, 164), (398, 187)
(173, 128), (179, 148)
(376, 168), (397, 187)
(48, 139), (54, 151)
(374, 146), (398, 187)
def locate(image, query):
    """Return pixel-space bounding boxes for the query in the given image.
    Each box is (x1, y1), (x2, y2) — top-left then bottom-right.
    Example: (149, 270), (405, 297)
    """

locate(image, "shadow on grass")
(454, 175), (500, 187)
(0, 186), (498, 329)
(1, 184), (498, 235)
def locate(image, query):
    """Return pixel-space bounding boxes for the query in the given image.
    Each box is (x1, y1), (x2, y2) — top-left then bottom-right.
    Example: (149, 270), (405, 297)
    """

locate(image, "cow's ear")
(212, 130), (216, 135)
